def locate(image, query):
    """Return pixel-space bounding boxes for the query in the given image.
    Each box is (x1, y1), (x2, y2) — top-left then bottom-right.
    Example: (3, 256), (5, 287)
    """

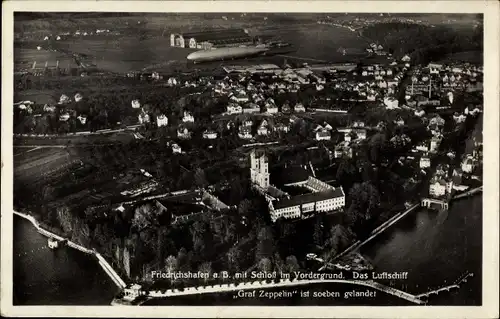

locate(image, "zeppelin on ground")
(187, 46), (270, 63)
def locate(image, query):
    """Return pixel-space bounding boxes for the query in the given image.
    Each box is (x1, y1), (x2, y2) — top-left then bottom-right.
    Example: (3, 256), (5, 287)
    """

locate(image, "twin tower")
(250, 149), (270, 190)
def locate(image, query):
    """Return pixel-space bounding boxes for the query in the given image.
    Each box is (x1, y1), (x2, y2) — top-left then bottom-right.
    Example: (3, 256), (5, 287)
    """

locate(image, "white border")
(2, 1), (499, 318)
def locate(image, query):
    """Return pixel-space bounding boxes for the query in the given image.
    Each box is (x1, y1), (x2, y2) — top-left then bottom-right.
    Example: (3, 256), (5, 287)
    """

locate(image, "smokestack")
(32, 61), (36, 69)
(45, 61), (48, 68)
(56, 60), (59, 68)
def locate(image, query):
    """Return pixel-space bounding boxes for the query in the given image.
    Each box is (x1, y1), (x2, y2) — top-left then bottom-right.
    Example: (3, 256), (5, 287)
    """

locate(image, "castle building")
(250, 149), (270, 189)
(249, 149), (345, 222)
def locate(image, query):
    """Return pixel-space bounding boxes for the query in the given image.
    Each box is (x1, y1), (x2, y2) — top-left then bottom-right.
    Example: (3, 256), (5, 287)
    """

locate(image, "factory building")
(170, 28), (253, 50)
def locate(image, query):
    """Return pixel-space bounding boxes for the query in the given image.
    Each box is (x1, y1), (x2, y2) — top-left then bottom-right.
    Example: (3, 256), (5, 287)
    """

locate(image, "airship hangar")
(170, 28), (254, 50)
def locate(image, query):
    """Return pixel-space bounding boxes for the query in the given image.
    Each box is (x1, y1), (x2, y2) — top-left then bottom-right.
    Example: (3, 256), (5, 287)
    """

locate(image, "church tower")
(250, 149), (270, 189)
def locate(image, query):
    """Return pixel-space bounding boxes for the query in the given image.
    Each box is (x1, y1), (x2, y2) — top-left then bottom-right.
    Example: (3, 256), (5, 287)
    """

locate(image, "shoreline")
(13, 210), (127, 290)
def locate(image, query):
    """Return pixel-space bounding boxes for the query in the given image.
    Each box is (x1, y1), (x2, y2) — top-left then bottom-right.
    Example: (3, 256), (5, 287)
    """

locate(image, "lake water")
(13, 216), (118, 305)
(13, 194), (481, 305)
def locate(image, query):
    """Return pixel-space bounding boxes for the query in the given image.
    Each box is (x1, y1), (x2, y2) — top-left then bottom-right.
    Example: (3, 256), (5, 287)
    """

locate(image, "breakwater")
(13, 210), (127, 289)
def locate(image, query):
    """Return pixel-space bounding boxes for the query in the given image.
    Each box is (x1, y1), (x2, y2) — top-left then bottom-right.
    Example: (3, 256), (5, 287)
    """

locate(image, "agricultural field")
(14, 47), (78, 71)
(14, 147), (75, 182)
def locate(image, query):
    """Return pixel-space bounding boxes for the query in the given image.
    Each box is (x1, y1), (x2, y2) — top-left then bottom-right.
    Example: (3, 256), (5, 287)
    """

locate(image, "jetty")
(14, 210), (127, 290)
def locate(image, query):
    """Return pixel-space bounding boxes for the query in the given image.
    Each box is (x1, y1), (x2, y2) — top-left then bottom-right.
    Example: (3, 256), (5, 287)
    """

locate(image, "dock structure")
(453, 186), (483, 200)
(421, 197), (449, 210)
(416, 273), (473, 299)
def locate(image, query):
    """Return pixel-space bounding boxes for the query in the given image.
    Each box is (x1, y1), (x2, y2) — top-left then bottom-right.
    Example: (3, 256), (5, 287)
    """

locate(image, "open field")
(15, 15), (369, 74)
(14, 148), (73, 181)
(14, 48), (78, 70)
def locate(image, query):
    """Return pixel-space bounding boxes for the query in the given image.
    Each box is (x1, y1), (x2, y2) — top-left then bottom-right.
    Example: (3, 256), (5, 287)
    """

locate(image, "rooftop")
(273, 187), (345, 209)
(181, 29), (251, 42)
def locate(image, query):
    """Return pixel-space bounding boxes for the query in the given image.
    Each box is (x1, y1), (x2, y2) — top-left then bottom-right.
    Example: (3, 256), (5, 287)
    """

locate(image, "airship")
(187, 46), (270, 63)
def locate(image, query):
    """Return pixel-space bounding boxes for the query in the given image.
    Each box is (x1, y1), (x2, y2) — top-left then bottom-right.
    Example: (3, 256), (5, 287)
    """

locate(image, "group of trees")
(362, 22), (483, 65)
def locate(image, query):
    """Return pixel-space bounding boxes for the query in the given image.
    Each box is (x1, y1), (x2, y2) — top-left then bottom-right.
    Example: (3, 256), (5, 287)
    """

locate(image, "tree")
(165, 255), (177, 274)
(194, 168), (208, 188)
(258, 257), (273, 273)
(256, 226), (276, 261)
(132, 203), (160, 230)
(56, 205), (73, 233)
(313, 217), (324, 247)
(198, 262), (212, 283)
(348, 182), (381, 226)
(285, 255), (300, 273)
(237, 199), (252, 217)
(227, 246), (242, 272)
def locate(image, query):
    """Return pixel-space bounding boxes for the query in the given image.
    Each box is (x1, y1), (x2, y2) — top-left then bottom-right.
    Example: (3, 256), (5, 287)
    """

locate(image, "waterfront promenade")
(13, 210), (127, 289)
(138, 278), (425, 305)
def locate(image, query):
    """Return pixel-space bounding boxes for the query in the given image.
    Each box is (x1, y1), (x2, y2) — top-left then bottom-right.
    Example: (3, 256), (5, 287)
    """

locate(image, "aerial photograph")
(12, 12), (484, 306)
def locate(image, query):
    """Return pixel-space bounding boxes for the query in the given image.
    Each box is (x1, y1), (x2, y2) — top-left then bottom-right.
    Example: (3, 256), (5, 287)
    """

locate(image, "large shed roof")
(181, 28), (251, 42)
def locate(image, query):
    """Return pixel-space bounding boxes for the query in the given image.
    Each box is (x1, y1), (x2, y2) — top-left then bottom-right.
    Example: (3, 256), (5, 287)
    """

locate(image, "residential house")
(352, 121), (365, 128)
(430, 136), (441, 153)
(316, 130), (331, 141)
(226, 103), (243, 115)
(138, 111), (150, 124)
(394, 117), (405, 126)
(182, 111), (195, 123)
(177, 126), (191, 139)
(429, 178), (449, 198)
(257, 120), (269, 136)
(266, 104), (279, 114)
(238, 126), (253, 140)
(77, 115), (87, 125)
(384, 97), (399, 109)
(401, 55), (411, 62)
(243, 103), (260, 114)
(203, 130), (218, 139)
(131, 99), (141, 108)
(156, 114), (168, 127)
(43, 104), (56, 112)
(453, 112), (466, 124)
(353, 128), (367, 140)
(59, 112), (70, 122)
(420, 156), (431, 169)
(294, 103), (306, 113)
(415, 142), (429, 152)
(171, 143), (182, 154)
(461, 154), (475, 173)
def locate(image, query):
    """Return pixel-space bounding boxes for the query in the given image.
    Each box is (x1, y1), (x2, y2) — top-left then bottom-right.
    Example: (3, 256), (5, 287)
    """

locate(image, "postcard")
(1, 1), (498, 318)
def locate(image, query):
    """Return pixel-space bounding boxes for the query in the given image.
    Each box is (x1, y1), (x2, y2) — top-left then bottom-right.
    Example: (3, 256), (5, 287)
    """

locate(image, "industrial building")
(170, 28), (253, 50)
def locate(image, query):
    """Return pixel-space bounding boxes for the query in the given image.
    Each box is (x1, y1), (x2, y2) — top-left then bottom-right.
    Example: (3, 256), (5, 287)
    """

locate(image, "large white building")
(269, 187), (345, 222)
